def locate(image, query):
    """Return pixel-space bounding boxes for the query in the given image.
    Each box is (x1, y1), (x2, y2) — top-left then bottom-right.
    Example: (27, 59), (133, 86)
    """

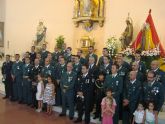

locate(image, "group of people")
(1, 43), (165, 124)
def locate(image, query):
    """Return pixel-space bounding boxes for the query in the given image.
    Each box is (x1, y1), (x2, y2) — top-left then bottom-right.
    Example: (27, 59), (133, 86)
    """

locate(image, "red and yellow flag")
(131, 10), (165, 57)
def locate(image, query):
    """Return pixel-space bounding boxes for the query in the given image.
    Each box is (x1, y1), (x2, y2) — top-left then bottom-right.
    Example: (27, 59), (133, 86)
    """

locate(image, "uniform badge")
(85, 79), (89, 84)
(17, 66), (20, 70)
(116, 81), (119, 86)
(68, 77), (73, 82)
(48, 70), (51, 75)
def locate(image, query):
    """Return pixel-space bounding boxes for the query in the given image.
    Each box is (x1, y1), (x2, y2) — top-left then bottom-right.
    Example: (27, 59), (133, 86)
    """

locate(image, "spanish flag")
(131, 9), (165, 57)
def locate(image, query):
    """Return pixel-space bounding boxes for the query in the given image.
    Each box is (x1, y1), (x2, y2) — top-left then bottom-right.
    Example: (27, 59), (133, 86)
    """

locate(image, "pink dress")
(101, 97), (116, 124)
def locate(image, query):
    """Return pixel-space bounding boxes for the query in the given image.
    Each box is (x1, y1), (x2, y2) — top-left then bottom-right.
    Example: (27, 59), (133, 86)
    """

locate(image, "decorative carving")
(73, 0), (105, 31)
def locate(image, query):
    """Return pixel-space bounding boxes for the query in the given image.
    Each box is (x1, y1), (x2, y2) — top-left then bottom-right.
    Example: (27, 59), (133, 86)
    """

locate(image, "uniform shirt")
(40, 50), (49, 61)
(153, 68), (165, 89)
(30, 52), (36, 64)
(31, 65), (42, 81)
(76, 73), (94, 96)
(22, 63), (33, 78)
(41, 64), (55, 80)
(104, 74), (123, 101)
(88, 64), (99, 81)
(2, 61), (13, 76)
(99, 63), (112, 75)
(73, 63), (82, 77)
(60, 71), (77, 92)
(142, 81), (164, 111)
(124, 79), (142, 113)
(12, 61), (23, 77)
(52, 52), (60, 63)
(56, 64), (66, 80)
(64, 54), (72, 63)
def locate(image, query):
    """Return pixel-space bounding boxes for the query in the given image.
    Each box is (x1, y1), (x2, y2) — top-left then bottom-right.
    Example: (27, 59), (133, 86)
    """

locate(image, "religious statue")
(120, 14), (133, 50)
(73, 0), (105, 31)
(140, 23), (155, 51)
(36, 21), (47, 44)
(33, 21), (47, 52)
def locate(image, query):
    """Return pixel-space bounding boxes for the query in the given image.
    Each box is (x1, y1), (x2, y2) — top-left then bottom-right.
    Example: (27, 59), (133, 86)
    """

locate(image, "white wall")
(0, 0), (5, 21)
(3, 0), (165, 56)
(5, 0), (74, 55)
(104, 0), (165, 49)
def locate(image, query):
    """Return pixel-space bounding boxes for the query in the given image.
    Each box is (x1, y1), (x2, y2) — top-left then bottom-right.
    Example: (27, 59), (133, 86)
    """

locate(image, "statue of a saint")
(36, 21), (47, 44)
(120, 15), (133, 49)
(83, 0), (91, 16)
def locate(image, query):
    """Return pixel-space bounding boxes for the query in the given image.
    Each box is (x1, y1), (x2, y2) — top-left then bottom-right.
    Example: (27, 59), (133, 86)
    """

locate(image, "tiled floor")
(0, 96), (77, 124)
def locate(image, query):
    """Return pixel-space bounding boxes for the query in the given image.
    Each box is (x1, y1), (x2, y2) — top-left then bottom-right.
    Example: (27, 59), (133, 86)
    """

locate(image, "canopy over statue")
(73, 0), (105, 31)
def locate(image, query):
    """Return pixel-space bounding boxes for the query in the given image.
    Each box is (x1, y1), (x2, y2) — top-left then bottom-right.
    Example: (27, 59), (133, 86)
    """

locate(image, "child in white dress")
(132, 102), (144, 124)
(36, 74), (44, 112)
(144, 102), (158, 124)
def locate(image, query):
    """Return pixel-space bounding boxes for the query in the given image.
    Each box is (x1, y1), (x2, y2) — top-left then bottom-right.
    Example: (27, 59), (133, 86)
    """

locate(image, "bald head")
(129, 71), (137, 81)
(89, 56), (95, 65)
(151, 60), (159, 70)
(131, 62), (139, 71)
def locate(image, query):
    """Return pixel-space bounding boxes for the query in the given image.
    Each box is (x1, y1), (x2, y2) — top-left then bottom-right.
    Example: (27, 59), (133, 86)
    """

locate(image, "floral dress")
(43, 83), (55, 105)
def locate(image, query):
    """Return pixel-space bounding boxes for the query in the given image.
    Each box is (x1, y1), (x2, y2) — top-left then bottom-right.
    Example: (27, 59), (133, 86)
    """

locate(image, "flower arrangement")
(106, 37), (118, 57)
(141, 48), (160, 57)
(122, 47), (134, 56)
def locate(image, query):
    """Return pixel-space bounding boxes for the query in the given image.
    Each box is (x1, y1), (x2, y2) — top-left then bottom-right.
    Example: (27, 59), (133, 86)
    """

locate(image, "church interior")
(0, 0), (165, 124)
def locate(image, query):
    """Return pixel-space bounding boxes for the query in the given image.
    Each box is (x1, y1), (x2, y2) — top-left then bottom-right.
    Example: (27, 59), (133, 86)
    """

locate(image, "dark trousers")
(95, 92), (104, 118)
(113, 98), (120, 124)
(61, 91), (74, 118)
(32, 84), (37, 108)
(122, 104), (135, 124)
(76, 94), (92, 124)
(13, 77), (23, 101)
(22, 79), (32, 104)
(55, 85), (62, 106)
(4, 77), (13, 98)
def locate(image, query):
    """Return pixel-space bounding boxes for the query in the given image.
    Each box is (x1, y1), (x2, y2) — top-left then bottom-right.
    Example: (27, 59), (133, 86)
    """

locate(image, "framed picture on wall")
(0, 22), (4, 47)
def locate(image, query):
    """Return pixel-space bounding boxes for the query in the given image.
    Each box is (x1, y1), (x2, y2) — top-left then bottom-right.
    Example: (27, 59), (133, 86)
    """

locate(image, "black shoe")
(18, 101), (23, 104)
(69, 117), (73, 120)
(27, 103), (31, 106)
(74, 119), (82, 123)
(59, 113), (66, 117)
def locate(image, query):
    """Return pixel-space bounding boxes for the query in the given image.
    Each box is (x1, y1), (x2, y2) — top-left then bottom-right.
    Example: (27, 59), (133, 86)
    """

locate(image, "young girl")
(43, 76), (56, 115)
(101, 88), (116, 124)
(36, 74), (44, 112)
(143, 102), (158, 124)
(132, 102), (144, 124)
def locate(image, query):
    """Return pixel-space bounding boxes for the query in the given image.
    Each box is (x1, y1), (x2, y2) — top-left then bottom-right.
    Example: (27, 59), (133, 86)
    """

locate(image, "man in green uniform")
(59, 62), (77, 120)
